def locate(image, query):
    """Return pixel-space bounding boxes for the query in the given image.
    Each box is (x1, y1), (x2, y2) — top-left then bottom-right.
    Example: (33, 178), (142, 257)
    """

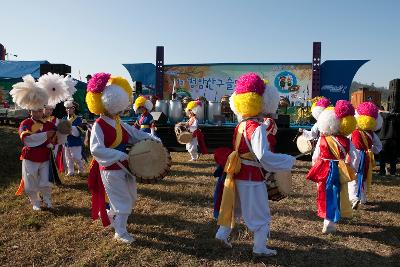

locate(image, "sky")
(1, 0), (399, 87)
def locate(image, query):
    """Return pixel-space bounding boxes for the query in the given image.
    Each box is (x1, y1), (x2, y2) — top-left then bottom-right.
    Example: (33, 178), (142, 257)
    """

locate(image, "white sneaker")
(215, 237), (232, 248)
(322, 224), (336, 234)
(351, 200), (360, 210)
(32, 205), (41, 211)
(114, 232), (135, 244)
(253, 248), (277, 257)
(189, 158), (195, 162)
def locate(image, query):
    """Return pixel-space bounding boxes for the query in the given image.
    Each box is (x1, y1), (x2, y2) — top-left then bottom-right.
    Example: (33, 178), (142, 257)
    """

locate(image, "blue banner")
(122, 63), (156, 90)
(320, 60), (368, 104)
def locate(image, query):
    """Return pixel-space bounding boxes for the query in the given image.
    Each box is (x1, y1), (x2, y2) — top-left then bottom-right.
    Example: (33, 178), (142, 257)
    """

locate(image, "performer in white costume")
(86, 73), (159, 244)
(63, 100), (85, 176)
(348, 102), (382, 208)
(11, 75), (69, 210)
(215, 73), (295, 257)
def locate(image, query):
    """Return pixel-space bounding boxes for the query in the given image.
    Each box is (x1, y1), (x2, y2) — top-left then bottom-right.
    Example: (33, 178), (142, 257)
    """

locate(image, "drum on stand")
(174, 122), (193, 144)
(128, 139), (171, 183)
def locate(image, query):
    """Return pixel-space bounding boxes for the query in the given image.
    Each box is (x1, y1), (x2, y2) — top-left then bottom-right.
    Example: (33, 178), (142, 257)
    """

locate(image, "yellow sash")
(217, 121), (246, 227)
(359, 131), (375, 195)
(110, 116), (123, 149)
(325, 136), (355, 218)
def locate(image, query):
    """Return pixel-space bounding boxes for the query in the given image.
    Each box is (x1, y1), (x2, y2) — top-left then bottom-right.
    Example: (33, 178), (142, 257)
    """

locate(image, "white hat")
(9, 75), (48, 110)
(64, 99), (75, 108)
(37, 72), (69, 107)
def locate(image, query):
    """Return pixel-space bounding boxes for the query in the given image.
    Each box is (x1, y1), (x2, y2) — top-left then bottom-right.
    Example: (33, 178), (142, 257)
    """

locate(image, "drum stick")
(294, 151), (311, 159)
(292, 131), (302, 143)
(116, 161), (136, 179)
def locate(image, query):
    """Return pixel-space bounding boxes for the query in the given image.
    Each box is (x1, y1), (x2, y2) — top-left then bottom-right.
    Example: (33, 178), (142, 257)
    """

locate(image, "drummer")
(10, 75), (65, 210)
(307, 100), (359, 234)
(215, 73), (295, 257)
(86, 73), (159, 244)
(184, 100), (207, 161)
(133, 95), (156, 135)
(300, 97), (331, 140)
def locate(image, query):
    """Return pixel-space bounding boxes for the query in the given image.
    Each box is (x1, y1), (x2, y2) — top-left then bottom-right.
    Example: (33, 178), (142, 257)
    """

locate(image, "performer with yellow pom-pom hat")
(133, 95), (155, 135)
(86, 73), (159, 244)
(184, 100), (208, 161)
(307, 100), (360, 234)
(348, 102), (382, 209)
(215, 73), (295, 257)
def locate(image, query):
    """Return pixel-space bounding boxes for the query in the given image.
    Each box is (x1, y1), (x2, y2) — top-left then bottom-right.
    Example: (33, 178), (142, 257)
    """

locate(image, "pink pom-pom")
(235, 73), (265, 95)
(196, 100), (202, 107)
(87, 73), (111, 93)
(357, 102), (378, 119)
(334, 100), (355, 119)
(316, 97), (330, 108)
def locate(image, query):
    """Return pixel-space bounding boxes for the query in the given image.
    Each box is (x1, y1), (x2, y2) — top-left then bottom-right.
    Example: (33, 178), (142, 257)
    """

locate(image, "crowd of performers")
(9, 71), (391, 258)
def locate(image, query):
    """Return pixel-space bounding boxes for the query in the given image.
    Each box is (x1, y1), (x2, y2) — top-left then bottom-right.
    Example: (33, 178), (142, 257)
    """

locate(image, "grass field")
(0, 125), (399, 266)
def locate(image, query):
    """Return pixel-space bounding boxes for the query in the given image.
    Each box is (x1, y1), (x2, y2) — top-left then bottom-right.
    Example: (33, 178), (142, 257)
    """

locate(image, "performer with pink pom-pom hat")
(300, 97), (331, 140)
(348, 102), (383, 209)
(86, 73), (160, 244)
(215, 73), (295, 257)
(307, 100), (360, 234)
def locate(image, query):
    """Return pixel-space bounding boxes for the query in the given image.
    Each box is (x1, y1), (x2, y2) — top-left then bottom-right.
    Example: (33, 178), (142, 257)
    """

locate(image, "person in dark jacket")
(378, 111), (400, 175)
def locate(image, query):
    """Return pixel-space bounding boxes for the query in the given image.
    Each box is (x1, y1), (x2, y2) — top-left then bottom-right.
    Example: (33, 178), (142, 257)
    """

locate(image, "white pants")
(22, 159), (52, 206)
(65, 146), (84, 175)
(100, 169), (137, 235)
(216, 180), (271, 253)
(348, 180), (367, 204)
(186, 137), (198, 159)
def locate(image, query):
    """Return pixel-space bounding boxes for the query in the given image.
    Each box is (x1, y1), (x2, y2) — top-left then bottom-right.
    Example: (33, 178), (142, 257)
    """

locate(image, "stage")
(145, 122), (312, 156)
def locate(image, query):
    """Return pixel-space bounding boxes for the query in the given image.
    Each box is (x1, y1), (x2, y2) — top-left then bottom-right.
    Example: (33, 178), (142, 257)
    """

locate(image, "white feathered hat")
(9, 75), (48, 110)
(37, 72), (77, 107)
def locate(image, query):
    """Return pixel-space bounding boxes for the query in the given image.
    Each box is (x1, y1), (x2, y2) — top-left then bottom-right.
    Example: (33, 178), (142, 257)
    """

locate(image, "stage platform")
(152, 122), (312, 156)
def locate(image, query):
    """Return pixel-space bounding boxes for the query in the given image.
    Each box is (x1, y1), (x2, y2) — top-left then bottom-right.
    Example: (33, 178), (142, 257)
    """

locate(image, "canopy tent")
(0, 60), (49, 78)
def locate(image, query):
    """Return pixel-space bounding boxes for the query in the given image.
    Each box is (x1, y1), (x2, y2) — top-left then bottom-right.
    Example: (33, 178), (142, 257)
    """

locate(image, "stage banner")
(320, 60), (369, 104)
(161, 64), (312, 104)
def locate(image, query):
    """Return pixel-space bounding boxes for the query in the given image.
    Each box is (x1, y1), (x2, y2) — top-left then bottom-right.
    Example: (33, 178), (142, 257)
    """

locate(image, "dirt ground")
(0, 126), (399, 266)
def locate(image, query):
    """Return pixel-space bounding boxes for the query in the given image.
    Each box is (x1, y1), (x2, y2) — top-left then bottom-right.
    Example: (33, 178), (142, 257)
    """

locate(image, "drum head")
(274, 171), (292, 196)
(128, 139), (171, 183)
(177, 132), (193, 144)
(296, 134), (313, 154)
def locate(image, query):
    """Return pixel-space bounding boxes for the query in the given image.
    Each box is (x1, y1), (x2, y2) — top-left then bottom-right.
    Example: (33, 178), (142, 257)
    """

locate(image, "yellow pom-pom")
(325, 106), (334, 111)
(108, 76), (133, 103)
(339, 115), (357, 136)
(86, 92), (105, 115)
(134, 95), (147, 110)
(357, 115), (376, 131)
(232, 92), (262, 117)
(186, 101), (198, 112)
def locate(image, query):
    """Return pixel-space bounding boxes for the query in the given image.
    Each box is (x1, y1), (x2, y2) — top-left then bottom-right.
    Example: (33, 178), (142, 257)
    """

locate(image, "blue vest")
(136, 112), (154, 133)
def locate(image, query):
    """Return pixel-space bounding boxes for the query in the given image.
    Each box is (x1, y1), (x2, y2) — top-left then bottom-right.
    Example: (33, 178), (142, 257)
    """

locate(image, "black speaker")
(135, 81), (142, 95)
(40, 64), (71, 76)
(151, 111), (167, 125)
(277, 114), (290, 128)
